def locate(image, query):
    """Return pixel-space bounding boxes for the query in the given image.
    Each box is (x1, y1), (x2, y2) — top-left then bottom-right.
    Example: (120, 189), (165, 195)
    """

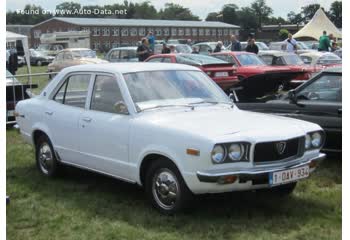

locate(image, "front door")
(78, 74), (131, 180)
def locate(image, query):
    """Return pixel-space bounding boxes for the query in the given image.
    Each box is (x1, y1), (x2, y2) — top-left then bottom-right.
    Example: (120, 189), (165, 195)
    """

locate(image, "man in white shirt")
(284, 33), (297, 53)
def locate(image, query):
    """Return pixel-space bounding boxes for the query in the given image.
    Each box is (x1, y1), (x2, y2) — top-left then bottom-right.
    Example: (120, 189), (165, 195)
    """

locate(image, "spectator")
(136, 38), (151, 62)
(146, 31), (155, 52)
(161, 43), (171, 54)
(245, 39), (259, 54)
(318, 31), (331, 51)
(284, 33), (297, 53)
(214, 41), (223, 53)
(331, 41), (338, 52)
(230, 34), (241, 51)
(192, 46), (199, 54)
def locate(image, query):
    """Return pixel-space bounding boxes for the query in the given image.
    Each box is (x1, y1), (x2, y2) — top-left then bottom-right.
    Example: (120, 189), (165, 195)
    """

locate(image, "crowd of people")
(136, 30), (340, 62)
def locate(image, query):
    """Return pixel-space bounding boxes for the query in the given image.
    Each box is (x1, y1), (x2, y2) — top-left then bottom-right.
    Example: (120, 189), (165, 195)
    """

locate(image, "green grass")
(6, 129), (341, 240)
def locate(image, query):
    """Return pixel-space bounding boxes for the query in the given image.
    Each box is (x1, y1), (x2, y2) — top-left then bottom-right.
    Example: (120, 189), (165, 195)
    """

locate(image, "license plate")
(269, 165), (309, 186)
(215, 72), (228, 77)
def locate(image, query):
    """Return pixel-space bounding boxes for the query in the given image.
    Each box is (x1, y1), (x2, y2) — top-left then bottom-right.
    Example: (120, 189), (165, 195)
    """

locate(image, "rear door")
(45, 73), (93, 162)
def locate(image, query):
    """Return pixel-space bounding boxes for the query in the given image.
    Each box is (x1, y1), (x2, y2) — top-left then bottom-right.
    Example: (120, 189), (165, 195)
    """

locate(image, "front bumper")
(196, 153), (326, 183)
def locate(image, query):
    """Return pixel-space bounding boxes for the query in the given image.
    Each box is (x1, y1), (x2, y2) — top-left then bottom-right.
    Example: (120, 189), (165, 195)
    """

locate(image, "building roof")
(34, 17), (240, 29)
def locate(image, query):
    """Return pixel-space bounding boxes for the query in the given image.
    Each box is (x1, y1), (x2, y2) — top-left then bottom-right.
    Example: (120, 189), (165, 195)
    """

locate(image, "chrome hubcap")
(152, 169), (179, 210)
(38, 143), (53, 174)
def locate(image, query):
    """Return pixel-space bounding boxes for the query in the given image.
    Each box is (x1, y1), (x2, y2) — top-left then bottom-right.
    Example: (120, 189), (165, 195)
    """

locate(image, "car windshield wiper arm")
(140, 104), (195, 112)
(190, 100), (234, 106)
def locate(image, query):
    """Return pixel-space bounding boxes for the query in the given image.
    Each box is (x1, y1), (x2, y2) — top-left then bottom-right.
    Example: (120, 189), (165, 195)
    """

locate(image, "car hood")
(134, 106), (317, 141)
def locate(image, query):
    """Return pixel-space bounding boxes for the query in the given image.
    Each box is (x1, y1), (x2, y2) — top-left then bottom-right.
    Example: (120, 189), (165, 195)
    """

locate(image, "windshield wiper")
(190, 100), (234, 107)
(140, 104), (195, 112)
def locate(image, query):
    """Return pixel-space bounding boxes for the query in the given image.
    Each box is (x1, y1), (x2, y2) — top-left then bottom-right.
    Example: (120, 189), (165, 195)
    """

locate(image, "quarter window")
(90, 75), (125, 114)
(54, 74), (91, 108)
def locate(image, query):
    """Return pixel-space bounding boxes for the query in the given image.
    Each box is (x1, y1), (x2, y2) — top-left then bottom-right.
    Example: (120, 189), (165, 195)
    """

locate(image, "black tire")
(145, 158), (193, 215)
(270, 182), (297, 197)
(35, 135), (59, 177)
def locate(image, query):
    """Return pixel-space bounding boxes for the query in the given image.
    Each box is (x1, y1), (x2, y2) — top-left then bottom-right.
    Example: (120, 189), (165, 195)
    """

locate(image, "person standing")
(161, 43), (171, 54)
(136, 38), (151, 62)
(147, 31), (155, 53)
(318, 31), (331, 52)
(230, 34), (241, 51)
(245, 39), (259, 54)
(284, 33), (298, 53)
(214, 41), (223, 53)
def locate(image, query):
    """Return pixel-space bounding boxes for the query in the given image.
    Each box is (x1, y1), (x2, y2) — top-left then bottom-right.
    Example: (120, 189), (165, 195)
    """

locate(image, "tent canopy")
(293, 8), (342, 40)
(6, 31), (31, 76)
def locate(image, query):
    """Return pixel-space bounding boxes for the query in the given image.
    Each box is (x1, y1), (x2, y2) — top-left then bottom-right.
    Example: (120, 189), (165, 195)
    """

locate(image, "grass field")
(7, 66), (341, 239)
(6, 128), (341, 240)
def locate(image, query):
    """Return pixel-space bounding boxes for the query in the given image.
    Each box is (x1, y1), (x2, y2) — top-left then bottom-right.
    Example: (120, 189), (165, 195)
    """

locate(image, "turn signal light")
(309, 160), (318, 169)
(186, 148), (200, 156)
(218, 175), (237, 184)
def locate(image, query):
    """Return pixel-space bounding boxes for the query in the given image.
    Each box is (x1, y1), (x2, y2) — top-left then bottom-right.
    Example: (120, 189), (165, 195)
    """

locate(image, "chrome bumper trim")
(197, 153), (326, 183)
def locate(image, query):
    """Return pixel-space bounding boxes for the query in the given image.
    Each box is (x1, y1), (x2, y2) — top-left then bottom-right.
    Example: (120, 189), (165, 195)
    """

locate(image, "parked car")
(15, 63), (325, 214)
(6, 70), (37, 124)
(258, 51), (322, 87)
(211, 51), (303, 95)
(192, 42), (227, 55)
(105, 47), (138, 62)
(154, 44), (192, 54)
(28, 49), (55, 66)
(48, 48), (107, 73)
(145, 53), (238, 91)
(237, 67), (341, 152)
(269, 41), (315, 55)
(300, 41), (319, 50)
(299, 52), (342, 67)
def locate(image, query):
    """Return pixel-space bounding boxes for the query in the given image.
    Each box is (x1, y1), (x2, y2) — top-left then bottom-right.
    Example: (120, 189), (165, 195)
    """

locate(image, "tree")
(221, 4), (239, 24)
(287, 11), (303, 24)
(132, 1), (158, 19)
(55, 2), (81, 17)
(279, 29), (289, 40)
(301, 4), (321, 22)
(328, 1), (342, 28)
(250, 0), (273, 29)
(206, 12), (220, 21)
(236, 7), (259, 31)
(158, 3), (200, 20)
(265, 16), (287, 25)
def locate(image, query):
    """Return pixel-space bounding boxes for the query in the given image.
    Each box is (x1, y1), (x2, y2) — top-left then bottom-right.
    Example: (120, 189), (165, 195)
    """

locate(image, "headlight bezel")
(305, 131), (325, 151)
(211, 142), (250, 164)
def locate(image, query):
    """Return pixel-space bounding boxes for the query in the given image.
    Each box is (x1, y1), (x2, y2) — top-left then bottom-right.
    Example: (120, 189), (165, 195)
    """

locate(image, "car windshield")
(236, 54), (266, 66)
(31, 50), (47, 57)
(297, 42), (309, 50)
(72, 50), (96, 58)
(318, 54), (342, 64)
(283, 54), (304, 65)
(37, 44), (50, 51)
(175, 45), (192, 53)
(256, 42), (269, 50)
(123, 70), (231, 111)
(176, 54), (228, 65)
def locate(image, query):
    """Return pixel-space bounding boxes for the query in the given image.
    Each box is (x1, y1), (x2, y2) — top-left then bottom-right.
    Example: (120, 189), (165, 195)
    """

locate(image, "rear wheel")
(145, 159), (193, 215)
(35, 135), (59, 177)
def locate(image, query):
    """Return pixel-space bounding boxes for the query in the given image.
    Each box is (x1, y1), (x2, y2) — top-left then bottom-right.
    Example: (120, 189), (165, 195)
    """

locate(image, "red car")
(145, 54), (238, 92)
(257, 51), (322, 87)
(211, 51), (304, 98)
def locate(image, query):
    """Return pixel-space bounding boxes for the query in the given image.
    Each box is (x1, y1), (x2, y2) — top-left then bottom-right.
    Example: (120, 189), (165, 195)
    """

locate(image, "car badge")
(276, 142), (286, 155)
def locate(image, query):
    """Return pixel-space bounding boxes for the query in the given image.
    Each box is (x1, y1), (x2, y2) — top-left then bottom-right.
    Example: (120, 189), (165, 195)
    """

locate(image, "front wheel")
(35, 135), (60, 177)
(145, 159), (193, 215)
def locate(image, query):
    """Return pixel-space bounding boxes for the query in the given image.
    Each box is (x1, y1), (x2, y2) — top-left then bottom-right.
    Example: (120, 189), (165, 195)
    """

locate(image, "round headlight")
(311, 132), (322, 148)
(228, 144), (244, 161)
(211, 145), (225, 163)
(305, 134), (311, 149)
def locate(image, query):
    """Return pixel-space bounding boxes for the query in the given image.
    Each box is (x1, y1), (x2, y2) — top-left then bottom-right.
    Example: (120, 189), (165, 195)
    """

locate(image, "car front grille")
(253, 137), (304, 163)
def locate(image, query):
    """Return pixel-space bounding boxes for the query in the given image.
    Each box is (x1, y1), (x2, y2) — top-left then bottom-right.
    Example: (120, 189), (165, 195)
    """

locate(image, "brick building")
(30, 17), (240, 51)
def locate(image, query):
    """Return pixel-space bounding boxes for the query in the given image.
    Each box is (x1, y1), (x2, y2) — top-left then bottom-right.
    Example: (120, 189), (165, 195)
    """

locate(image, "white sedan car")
(15, 63), (325, 214)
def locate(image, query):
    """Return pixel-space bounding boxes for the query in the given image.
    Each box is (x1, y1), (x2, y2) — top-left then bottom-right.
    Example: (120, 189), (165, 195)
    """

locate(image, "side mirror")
(114, 101), (129, 115)
(288, 90), (297, 104)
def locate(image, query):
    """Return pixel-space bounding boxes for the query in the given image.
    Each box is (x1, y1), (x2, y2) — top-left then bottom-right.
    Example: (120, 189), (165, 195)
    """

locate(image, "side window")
(297, 74), (342, 102)
(54, 74), (91, 108)
(109, 50), (120, 60)
(273, 57), (284, 65)
(64, 52), (73, 60)
(55, 53), (63, 61)
(200, 45), (211, 54)
(120, 50), (129, 59)
(260, 55), (273, 65)
(300, 56), (312, 64)
(147, 57), (162, 62)
(90, 75), (125, 114)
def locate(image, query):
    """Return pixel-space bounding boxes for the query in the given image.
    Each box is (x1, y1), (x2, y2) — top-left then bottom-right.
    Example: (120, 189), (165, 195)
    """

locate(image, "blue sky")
(6, 0), (339, 19)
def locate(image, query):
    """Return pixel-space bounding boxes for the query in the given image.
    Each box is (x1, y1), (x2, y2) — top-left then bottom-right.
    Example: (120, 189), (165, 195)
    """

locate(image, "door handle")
(82, 117), (92, 122)
(45, 111), (53, 116)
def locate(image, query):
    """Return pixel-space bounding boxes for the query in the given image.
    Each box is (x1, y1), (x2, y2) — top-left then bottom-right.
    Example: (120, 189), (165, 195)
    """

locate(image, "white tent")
(6, 31), (32, 77)
(293, 8), (342, 40)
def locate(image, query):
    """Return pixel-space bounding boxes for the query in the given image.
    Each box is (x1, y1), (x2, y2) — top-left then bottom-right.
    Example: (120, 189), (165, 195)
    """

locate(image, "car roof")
(299, 51), (334, 57)
(61, 62), (200, 74)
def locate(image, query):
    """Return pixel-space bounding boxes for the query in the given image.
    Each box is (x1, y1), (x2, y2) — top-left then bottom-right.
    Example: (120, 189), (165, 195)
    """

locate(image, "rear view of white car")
(15, 63), (325, 214)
